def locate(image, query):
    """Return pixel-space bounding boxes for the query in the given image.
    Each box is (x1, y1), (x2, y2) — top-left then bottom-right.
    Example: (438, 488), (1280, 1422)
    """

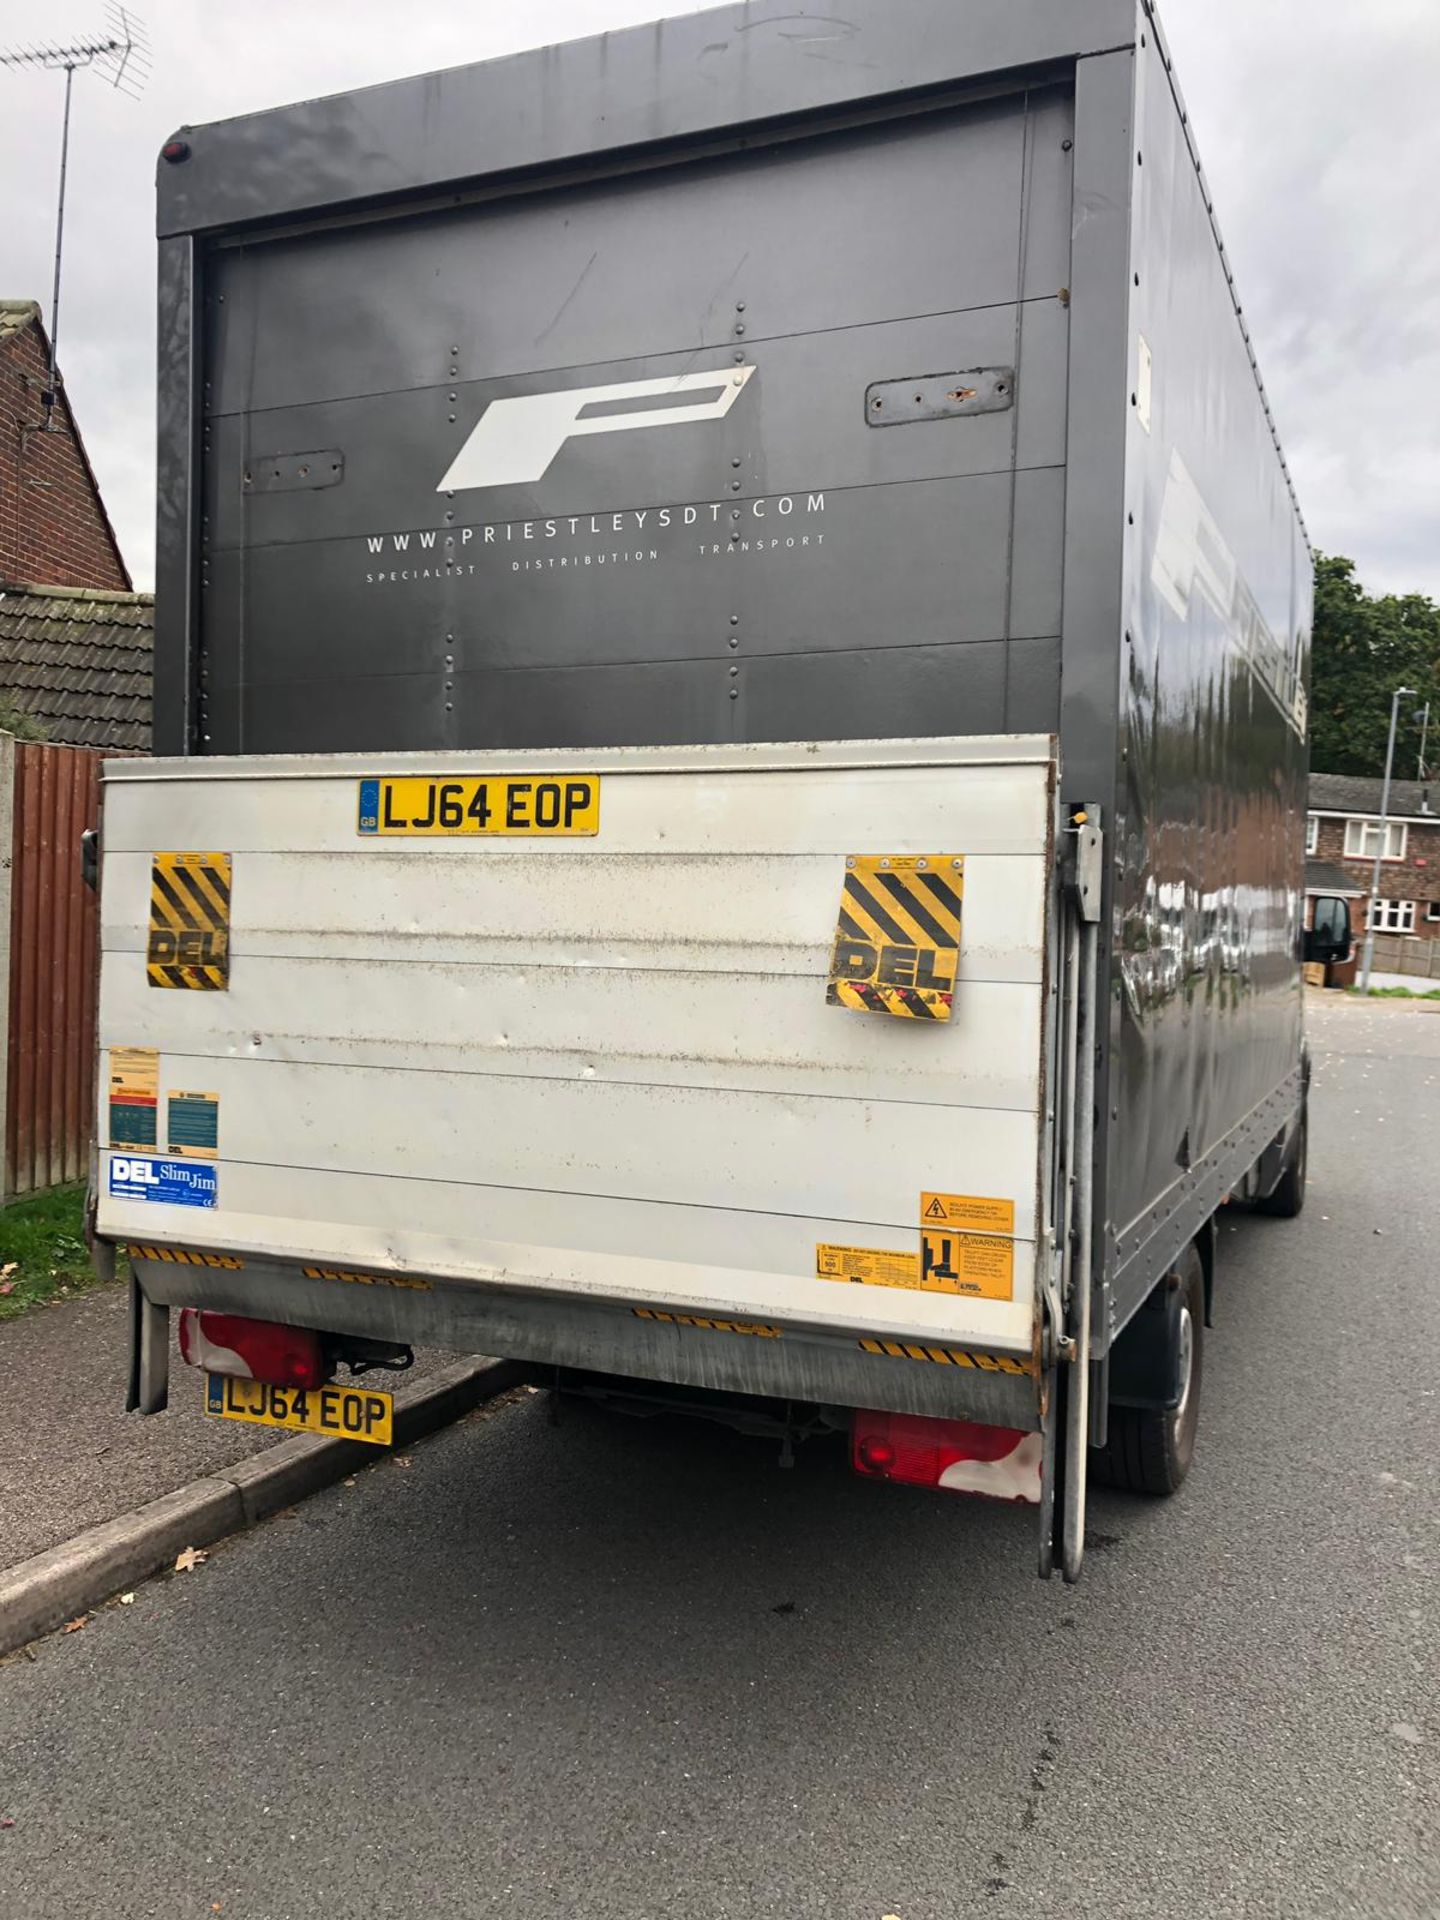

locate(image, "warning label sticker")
(826, 854), (964, 1020)
(919, 1192), (1015, 1234)
(816, 1244), (923, 1289)
(919, 1229), (1015, 1301)
(108, 1047), (159, 1149)
(818, 1234), (1013, 1300)
(167, 1090), (219, 1160)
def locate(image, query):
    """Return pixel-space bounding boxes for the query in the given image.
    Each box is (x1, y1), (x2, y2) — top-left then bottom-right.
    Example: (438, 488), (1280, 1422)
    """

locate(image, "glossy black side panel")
(154, 236), (201, 756)
(1108, 24), (1310, 1322)
(1058, 48), (1135, 1344)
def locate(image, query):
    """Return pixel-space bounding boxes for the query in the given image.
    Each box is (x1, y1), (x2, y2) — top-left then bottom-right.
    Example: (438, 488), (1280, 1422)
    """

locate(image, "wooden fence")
(1366, 931), (1440, 981)
(0, 737), (106, 1201)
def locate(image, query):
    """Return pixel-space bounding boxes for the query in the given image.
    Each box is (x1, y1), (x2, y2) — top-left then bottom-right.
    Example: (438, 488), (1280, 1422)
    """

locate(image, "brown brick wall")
(0, 319), (128, 591)
(1311, 814), (1440, 929)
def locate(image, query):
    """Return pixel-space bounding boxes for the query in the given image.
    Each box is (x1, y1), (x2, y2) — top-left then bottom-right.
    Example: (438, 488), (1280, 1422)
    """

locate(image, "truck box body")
(104, 0), (1312, 1566)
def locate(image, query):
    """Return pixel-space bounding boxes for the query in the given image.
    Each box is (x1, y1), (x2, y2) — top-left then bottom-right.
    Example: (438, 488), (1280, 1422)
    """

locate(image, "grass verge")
(0, 1184), (125, 1320)
(1345, 984), (1440, 1000)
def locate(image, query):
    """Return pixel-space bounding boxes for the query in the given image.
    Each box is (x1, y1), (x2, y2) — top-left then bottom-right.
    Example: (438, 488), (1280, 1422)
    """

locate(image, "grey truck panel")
(156, 0), (1135, 237)
(185, 85), (1075, 756)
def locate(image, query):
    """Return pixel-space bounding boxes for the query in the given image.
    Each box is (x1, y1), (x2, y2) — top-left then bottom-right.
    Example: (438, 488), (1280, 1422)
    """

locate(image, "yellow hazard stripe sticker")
(633, 1308), (782, 1338)
(858, 1337), (1032, 1375)
(826, 854), (963, 1020)
(147, 851), (232, 990)
(302, 1264), (432, 1291)
(129, 1244), (244, 1270)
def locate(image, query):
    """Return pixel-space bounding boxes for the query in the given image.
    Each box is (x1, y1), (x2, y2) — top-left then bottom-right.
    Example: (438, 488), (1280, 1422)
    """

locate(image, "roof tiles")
(0, 582), (153, 752)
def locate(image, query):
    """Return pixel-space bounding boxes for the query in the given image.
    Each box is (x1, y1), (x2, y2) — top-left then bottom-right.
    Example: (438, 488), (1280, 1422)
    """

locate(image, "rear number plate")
(357, 775), (599, 836)
(204, 1373), (393, 1445)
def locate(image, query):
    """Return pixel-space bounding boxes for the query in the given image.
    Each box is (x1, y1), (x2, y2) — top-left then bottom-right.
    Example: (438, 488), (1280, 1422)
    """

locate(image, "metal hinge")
(1064, 802), (1103, 922)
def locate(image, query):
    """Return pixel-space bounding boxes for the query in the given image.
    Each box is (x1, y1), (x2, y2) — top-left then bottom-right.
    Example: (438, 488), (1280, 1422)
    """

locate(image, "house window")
(1365, 898), (1416, 935)
(1344, 818), (1407, 861)
(1427, 901), (1440, 924)
(1305, 816), (1318, 854)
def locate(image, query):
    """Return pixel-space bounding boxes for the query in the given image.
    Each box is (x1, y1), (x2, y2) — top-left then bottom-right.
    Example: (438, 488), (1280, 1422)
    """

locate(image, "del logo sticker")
(147, 852), (232, 990)
(826, 855), (963, 1020)
(108, 1155), (217, 1209)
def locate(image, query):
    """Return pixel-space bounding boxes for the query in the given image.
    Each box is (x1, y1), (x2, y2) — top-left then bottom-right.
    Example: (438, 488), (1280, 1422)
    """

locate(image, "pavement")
(0, 1283), (457, 1564)
(0, 992), (1435, 1919)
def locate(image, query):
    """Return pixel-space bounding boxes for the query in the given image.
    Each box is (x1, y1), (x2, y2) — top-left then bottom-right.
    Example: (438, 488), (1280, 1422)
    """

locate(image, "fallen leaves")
(391, 1455), (412, 1470)
(63, 1616), (88, 1634)
(0, 1263), (16, 1297)
(173, 1546), (209, 1574)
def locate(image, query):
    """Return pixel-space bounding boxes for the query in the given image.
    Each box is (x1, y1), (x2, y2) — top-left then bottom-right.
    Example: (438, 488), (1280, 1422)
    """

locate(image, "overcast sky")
(2, 0), (1437, 598)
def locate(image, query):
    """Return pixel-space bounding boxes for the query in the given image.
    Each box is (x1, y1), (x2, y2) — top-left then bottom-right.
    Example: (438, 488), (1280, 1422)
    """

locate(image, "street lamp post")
(1359, 685), (1417, 994)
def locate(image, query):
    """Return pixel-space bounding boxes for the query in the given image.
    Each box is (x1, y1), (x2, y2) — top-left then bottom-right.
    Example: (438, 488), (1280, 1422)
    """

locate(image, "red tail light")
(178, 1309), (325, 1390)
(851, 1409), (1042, 1504)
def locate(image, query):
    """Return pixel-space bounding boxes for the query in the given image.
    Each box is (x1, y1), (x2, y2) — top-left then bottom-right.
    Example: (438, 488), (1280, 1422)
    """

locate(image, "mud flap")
(126, 1275), (170, 1414)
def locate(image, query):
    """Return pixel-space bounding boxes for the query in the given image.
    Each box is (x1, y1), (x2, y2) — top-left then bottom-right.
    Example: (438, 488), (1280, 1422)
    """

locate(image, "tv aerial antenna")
(0, 6), (150, 428)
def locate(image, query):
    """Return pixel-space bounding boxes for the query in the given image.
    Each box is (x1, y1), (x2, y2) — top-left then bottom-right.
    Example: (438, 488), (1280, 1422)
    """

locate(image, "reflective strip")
(129, 1244), (244, 1270)
(857, 1336), (1030, 1375)
(634, 1307), (782, 1339)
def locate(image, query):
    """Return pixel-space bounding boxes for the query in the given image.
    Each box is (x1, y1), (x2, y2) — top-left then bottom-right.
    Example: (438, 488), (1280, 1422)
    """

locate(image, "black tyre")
(1256, 1107), (1307, 1218)
(1091, 1246), (1204, 1497)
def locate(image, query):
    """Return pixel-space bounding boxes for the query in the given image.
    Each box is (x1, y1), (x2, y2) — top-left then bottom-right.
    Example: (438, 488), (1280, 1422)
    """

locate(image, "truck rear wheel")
(1256, 1107), (1307, 1217)
(1091, 1247), (1204, 1497)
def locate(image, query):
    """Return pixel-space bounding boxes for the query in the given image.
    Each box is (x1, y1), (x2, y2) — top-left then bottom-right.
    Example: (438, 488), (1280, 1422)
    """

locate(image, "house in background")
(1306, 772), (1440, 982)
(1, 298), (152, 751)
(0, 299), (153, 1202)
(0, 583), (152, 752)
(1, 297), (130, 593)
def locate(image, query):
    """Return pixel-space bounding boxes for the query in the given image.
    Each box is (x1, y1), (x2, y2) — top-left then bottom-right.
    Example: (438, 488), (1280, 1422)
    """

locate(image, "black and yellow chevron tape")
(633, 1307), (783, 1339)
(302, 1264), (432, 1291)
(858, 1336), (1031, 1374)
(128, 1244), (244, 1270)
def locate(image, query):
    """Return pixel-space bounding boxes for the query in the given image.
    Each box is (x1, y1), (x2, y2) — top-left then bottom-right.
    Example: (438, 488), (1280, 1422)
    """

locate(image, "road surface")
(1, 995), (1435, 1918)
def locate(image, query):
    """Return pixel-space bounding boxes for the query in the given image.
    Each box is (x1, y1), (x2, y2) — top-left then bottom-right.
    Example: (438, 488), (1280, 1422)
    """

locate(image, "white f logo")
(436, 367), (755, 493)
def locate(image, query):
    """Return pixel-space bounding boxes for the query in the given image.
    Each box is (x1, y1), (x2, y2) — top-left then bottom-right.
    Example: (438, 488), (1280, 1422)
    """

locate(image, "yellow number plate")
(204, 1373), (393, 1445)
(357, 774), (600, 836)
